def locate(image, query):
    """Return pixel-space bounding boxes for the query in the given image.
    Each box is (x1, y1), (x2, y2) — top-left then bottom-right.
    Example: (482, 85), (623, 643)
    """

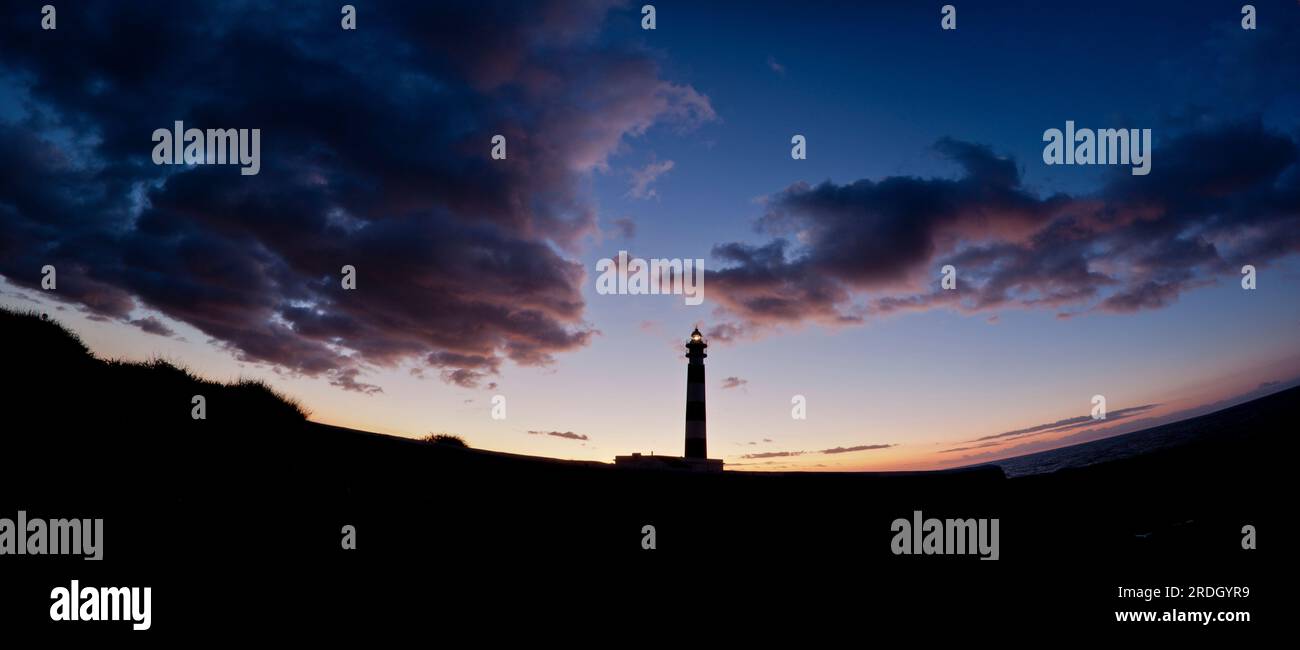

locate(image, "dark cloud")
(971, 404), (1158, 443)
(720, 376), (747, 389)
(129, 316), (174, 337)
(0, 0), (712, 390)
(820, 444), (893, 454)
(528, 430), (588, 441)
(709, 121), (1300, 332)
(610, 216), (637, 240)
(328, 368), (384, 396)
(939, 404), (1159, 453)
(739, 442), (892, 459)
(704, 322), (747, 344)
(739, 450), (804, 459)
(936, 441), (1003, 454)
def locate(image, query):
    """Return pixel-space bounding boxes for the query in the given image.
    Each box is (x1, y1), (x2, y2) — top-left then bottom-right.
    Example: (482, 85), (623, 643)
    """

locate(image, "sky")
(1, 0), (1298, 471)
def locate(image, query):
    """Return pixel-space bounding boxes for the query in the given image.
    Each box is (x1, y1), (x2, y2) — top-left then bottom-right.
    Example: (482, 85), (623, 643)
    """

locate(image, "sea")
(990, 413), (1218, 478)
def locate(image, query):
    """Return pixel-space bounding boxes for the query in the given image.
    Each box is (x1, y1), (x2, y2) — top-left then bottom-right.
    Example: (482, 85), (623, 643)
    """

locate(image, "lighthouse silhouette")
(684, 327), (708, 459)
(613, 327), (724, 471)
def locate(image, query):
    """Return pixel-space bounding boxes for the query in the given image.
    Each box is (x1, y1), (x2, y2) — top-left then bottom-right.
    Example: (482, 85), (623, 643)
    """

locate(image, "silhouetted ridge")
(1, 308), (92, 364)
(1, 307), (308, 425)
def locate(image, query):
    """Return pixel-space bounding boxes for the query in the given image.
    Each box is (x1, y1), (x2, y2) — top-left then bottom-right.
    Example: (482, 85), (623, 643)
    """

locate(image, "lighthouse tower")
(685, 327), (708, 459)
(612, 327), (722, 471)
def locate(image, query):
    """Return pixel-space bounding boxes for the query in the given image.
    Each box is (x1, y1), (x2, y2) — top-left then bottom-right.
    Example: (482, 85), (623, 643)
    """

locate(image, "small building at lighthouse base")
(613, 453), (723, 472)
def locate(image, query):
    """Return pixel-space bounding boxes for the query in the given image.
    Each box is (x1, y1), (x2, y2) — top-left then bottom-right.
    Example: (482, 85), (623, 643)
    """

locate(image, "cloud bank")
(709, 124), (1300, 334)
(0, 0), (713, 391)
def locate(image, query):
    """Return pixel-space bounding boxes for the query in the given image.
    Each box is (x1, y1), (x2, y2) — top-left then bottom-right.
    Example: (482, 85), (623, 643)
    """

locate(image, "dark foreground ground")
(0, 310), (1287, 637)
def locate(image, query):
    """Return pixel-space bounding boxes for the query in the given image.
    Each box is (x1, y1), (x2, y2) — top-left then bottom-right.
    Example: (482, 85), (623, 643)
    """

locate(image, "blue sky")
(576, 0), (1300, 467)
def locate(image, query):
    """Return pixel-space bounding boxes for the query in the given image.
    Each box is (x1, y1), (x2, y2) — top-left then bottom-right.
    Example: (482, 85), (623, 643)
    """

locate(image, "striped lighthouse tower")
(684, 327), (708, 459)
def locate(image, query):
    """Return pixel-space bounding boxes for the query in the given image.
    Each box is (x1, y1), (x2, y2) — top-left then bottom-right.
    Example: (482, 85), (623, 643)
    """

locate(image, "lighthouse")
(684, 327), (708, 459)
(612, 327), (723, 471)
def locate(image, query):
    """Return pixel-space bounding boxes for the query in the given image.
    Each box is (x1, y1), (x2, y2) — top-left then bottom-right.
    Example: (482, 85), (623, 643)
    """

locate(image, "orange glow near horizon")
(5, 277), (1298, 473)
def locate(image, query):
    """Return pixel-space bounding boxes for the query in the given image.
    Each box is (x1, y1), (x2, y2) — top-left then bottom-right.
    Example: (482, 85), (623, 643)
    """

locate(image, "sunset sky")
(2, 1), (1298, 470)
